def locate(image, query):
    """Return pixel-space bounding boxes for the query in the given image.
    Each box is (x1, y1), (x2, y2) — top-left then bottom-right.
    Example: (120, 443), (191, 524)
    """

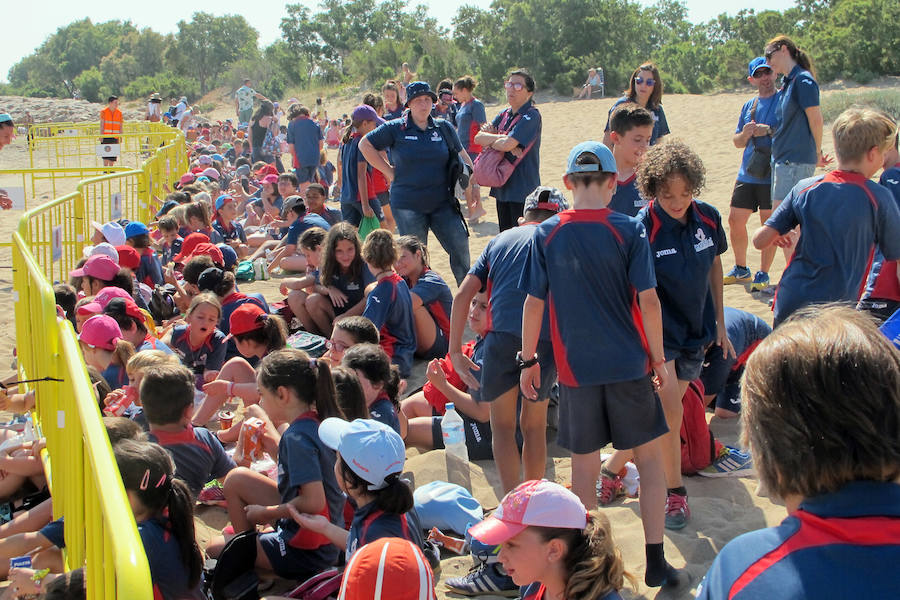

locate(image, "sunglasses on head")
(504, 81), (525, 91)
(635, 76), (655, 86)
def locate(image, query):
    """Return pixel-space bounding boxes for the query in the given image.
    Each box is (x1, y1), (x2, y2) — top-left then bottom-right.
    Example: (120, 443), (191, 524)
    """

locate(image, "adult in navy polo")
(696, 306), (900, 599)
(602, 63), (670, 148)
(723, 57), (780, 292)
(286, 104), (324, 188)
(474, 69), (542, 232)
(361, 81), (473, 285)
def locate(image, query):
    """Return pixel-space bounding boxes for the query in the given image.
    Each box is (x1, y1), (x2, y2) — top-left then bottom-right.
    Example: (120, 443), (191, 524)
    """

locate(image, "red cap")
(256, 164), (278, 177)
(115, 245), (141, 270)
(173, 232), (211, 263)
(78, 315), (123, 351)
(70, 255), (120, 281)
(190, 243), (224, 267)
(229, 303), (268, 336)
(104, 297), (146, 323)
(338, 537), (436, 600)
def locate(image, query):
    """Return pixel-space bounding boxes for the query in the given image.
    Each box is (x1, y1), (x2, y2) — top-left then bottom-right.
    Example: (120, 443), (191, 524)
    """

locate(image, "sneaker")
(699, 446), (754, 478)
(723, 265), (752, 284)
(198, 480), (227, 506)
(444, 562), (518, 597)
(596, 469), (626, 505)
(750, 271), (770, 292)
(665, 493), (690, 530)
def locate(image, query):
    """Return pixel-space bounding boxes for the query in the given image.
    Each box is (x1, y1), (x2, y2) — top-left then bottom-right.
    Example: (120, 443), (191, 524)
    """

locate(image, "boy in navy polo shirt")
(696, 306), (900, 600)
(286, 104), (323, 193)
(266, 196), (331, 275)
(753, 108), (900, 326)
(604, 139), (733, 531)
(518, 142), (679, 588)
(140, 364), (235, 497)
(450, 186), (563, 494)
(211, 194), (249, 259)
(608, 104), (653, 217)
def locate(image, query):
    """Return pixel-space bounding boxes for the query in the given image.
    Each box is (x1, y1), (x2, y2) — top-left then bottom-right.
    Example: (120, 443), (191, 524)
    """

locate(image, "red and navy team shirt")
(363, 273), (416, 378)
(407, 268), (453, 340)
(863, 164), (900, 302)
(469, 223), (550, 340)
(212, 217), (247, 244)
(169, 324), (228, 377)
(488, 101), (541, 205)
(346, 500), (425, 561)
(608, 173), (647, 217)
(639, 199), (727, 351)
(141, 516), (206, 600)
(136, 248), (164, 287)
(520, 209), (655, 387)
(696, 481), (900, 599)
(766, 171), (900, 325)
(369, 393), (401, 434)
(147, 425), (235, 497)
(220, 292), (268, 360)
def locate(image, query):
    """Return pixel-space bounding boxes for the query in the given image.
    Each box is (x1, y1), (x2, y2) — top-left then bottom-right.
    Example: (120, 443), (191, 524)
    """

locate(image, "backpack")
(680, 379), (723, 475)
(203, 530), (259, 600)
(285, 567), (343, 600)
(235, 260), (255, 281)
(148, 284), (178, 323)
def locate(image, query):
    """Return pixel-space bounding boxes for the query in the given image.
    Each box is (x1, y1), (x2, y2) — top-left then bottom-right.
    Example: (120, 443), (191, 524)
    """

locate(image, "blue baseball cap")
(214, 194), (234, 211)
(155, 200), (179, 219)
(319, 418), (405, 490)
(0, 114), (12, 124)
(216, 243), (238, 269)
(124, 221), (149, 238)
(405, 81), (437, 107)
(565, 141), (616, 175)
(212, 153), (224, 162)
(748, 57), (772, 77)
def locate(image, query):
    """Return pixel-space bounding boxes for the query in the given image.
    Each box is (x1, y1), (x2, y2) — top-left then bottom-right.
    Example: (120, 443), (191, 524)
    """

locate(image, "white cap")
(319, 418), (405, 491)
(90, 221), (126, 247)
(83, 242), (119, 262)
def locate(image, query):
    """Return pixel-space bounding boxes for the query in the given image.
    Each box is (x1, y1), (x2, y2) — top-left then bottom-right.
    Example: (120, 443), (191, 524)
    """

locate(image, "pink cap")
(70, 254), (120, 281)
(467, 480), (587, 545)
(261, 173), (279, 185)
(93, 287), (132, 309)
(179, 172), (196, 185)
(78, 315), (123, 351)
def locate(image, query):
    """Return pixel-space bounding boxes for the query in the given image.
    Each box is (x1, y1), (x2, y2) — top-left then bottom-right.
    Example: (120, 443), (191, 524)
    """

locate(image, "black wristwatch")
(516, 351), (539, 370)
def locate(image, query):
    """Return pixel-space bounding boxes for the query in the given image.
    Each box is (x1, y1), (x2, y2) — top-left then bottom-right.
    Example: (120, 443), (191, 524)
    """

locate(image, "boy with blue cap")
(518, 141), (681, 588)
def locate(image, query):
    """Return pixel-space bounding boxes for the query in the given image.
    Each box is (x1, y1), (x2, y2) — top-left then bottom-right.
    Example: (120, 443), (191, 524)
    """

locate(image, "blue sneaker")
(750, 271), (770, 292)
(723, 265), (752, 284)
(699, 446), (754, 478)
(444, 562), (518, 597)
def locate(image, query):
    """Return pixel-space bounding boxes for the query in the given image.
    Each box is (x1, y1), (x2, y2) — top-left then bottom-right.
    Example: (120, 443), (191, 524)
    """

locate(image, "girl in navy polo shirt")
(381, 80), (404, 121)
(307, 223), (375, 337)
(113, 439), (204, 600)
(167, 293), (227, 388)
(395, 235), (452, 360)
(206, 349), (346, 581)
(339, 105), (384, 227)
(342, 343), (403, 436)
(361, 230), (416, 377)
(604, 140), (733, 531)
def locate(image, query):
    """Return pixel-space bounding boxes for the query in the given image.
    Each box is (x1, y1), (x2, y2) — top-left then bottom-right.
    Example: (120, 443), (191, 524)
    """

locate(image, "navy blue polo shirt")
(366, 114), (462, 213)
(346, 500), (425, 561)
(339, 134), (371, 206)
(219, 292), (268, 360)
(766, 170), (900, 325)
(609, 174), (648, 217)
(136, 249), (164, 287)
(325, 267), (375, 315)
(469, 222), (550, 340)
(520, 209), (656, 387)
(161, 237), (182, 266)
(311, 206), (342, 226)
(700, 307), (771, 400)
(772, 64), (820, 164)
(287, 116), (323, 168)
(212, 218), (247, 244)
(140, 517), (205, 600)
(735, 94), (779, 184)
(363, 273), (416, 378)
(640, 199), (727, 352)
(604, 97), (670, 145)
(864, 164), (900, 299)
(148, 425), (235, 497)
(369, 394), (401, 434)
(383, 106), (404, 121)
(409, 268), (452, 339)
(170, 324), (227, 375)
(696, 481), (900, 600)
(456, 98), (487, 155)
(489, 101), (541, 205)
(284, 213), (332, 247)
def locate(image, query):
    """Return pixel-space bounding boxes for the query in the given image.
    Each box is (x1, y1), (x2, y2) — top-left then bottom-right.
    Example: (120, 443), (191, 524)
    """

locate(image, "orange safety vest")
(100, 107), (123, 136)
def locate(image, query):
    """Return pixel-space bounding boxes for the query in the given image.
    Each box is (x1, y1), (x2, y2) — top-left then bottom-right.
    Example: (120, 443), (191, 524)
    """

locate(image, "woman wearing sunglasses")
(603, 63), (669, 147)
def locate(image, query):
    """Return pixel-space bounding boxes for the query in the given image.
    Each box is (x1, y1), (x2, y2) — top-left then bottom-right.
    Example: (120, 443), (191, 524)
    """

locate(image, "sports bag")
(680, 379), (723, 474)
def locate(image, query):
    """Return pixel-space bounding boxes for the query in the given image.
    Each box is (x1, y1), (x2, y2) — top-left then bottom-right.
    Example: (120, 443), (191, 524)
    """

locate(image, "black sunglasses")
(764, 45), (782, 60)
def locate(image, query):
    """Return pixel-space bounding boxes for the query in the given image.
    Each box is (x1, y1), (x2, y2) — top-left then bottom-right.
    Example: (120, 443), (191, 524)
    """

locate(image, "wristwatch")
(516, 351), (539, 370)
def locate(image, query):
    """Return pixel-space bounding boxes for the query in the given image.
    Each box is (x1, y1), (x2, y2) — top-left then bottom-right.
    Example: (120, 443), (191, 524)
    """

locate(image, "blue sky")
(3, 0), (788, 84)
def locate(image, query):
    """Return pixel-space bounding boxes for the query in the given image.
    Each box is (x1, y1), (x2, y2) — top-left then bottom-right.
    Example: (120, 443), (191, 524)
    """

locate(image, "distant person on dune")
(0, 114), (12, 206)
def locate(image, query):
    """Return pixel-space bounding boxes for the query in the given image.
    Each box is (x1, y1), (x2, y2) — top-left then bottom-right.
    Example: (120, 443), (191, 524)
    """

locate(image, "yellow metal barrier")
(10, 122), (189, 598)
(0, 167), (128, 211)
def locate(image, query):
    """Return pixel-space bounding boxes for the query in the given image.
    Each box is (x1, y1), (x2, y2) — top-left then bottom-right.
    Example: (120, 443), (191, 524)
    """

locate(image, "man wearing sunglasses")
(723, 57), (780, 293)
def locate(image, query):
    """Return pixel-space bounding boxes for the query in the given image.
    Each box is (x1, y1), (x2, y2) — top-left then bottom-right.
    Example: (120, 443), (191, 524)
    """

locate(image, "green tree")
(170, 12), (259, 95)
(281, 4), (328, 84)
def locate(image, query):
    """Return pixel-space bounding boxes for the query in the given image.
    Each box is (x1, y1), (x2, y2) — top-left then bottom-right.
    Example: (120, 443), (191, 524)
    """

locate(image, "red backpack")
(680, 379), (723, 474)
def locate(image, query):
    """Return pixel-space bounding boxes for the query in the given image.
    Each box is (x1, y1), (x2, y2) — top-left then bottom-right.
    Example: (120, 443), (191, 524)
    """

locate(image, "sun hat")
(78, 315), (123, 351)
(114, 245), (141, 270)
(124, 221), (149, 238)
(405, 82), (437, 107)
(90, 221), (127, 247)
(228, 302), (268, 336)
(467, 480), (588, 545)
(70, 255), (120, 281)
(351, 105), (385, 126)
(319, 418), (406, 491)
(748, 57), (772, 77)
(565, 141), (616, 175)
(217, 244), (238, 269)
(338, 537), (436, 600)
(173, 232), (211, 263)
(190, 243), (225, 267)
(524, 186), (569, 214)
(83, 242), (119, 262)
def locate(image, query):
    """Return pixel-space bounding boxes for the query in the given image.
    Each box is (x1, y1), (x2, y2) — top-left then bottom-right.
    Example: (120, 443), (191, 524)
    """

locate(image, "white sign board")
(110, 192), (122, 221)
(51, 226), (62, 262)
(96, 143), (121, 158)
(62, 129), (78, 136)
(1, 187), (26, 210)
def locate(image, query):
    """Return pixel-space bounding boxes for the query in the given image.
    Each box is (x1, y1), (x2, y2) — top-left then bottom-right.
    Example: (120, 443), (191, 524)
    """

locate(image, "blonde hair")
(831, 107), (897, 164)
(126, 349), (179, 376)
(186, 292), (222, 320)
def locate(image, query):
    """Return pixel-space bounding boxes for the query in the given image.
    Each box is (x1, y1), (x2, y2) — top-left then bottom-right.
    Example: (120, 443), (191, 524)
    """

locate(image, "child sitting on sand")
(322, 315), (380, 365)
(696, 305), (900, 599)
(395, 235), (453, 360)
(342, 344), (404, 436)
(280, 227), (328, 332)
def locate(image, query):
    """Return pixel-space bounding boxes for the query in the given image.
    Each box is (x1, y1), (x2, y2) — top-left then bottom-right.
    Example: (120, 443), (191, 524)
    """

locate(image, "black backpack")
(203, 530), (260, 600)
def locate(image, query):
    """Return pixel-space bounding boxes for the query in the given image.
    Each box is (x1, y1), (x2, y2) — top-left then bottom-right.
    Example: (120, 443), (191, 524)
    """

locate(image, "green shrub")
(821, 89), (900, 123)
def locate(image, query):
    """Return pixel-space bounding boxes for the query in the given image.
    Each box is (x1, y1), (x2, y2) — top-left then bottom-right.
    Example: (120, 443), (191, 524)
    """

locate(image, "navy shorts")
(420, 325), (449, 360)
(376, 191), (391, 207)
(714, 380), (742, 413)
(341, 199), (385, 227)
(295, 166), (317, 184)
(259, 526), (338, 579)
(730, 181), (772, 211)
(665, 345), (706, 381)
(480, 331), (556, 403)
(430, 414), (493, 460)
(699, 345), (736, 398)
(557, 376), (668, 454)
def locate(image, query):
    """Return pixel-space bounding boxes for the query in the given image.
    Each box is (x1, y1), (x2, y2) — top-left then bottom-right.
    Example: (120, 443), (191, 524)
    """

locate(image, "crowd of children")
(4, 53), (900, 599)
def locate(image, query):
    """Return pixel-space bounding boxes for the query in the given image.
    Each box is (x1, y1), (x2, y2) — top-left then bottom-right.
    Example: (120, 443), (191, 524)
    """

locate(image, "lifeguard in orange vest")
(100, 95), (123, 167)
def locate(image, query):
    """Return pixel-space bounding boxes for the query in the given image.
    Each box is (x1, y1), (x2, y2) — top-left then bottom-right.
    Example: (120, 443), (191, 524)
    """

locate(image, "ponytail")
(766, 35), (817, 80)
(341, 124), (353, 146)
(339, 458), (413, 514)
(795, 48), (816, 79)
(258, 349), (344, 420)
(112, 339), (136, 368)
(167, 478), (203, 588)
(234, 312), (287, 353)
(383, 365), (401, 411)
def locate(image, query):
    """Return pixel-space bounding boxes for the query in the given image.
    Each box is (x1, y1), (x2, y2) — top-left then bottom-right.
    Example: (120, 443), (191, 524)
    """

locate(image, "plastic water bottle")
(441, 403), (469, 463)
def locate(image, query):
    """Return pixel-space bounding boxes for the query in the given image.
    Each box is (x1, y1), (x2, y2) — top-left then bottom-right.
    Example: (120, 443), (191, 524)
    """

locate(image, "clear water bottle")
(441, 403), (469, 463)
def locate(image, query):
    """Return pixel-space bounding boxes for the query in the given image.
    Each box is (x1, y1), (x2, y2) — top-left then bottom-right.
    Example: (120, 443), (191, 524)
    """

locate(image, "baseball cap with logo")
(338, 537), (436, 600)
(319, 418), (406, 491)
(467, 480), (588, 545)
(70, 255), (120, 281)
(565, 141), (616, 175)
(748, 56), (772, 77)
(524, 186), (569, 214)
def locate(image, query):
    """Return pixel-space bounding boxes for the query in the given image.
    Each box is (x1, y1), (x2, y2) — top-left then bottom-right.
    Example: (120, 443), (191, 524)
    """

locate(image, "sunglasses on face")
(504, 81), (525, 91)
(635, 76), (655, 86)
(765, 46), (781, 60)
(753, 68), (773, 78)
